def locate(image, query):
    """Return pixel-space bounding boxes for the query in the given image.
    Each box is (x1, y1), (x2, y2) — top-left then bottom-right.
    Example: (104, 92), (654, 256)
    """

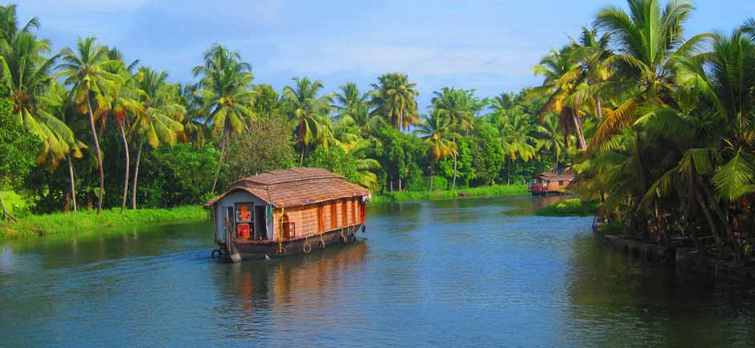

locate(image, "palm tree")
(500, 108), (537, 185)
(96, 54), (142, 212)
(490, 92), (515, 113)
(431, 87), (474, 189)
(130, 67), (184, 209)
(282, 76), (333, 166)
(193, 44), (255, 193)
(591, 0), (708, 145)
(333, 82), (367, 119)
(415, 111), (458, 191)
(370, 73), (420, 130)
(56, 37), (122, 214)
(535, 113), (567, 172)
(37, 82), (86, 212)
(532, 46), (588, 150)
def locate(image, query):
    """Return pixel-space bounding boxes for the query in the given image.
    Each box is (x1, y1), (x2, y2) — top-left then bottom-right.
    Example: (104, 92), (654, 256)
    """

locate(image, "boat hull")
(222, 224), (364, 260)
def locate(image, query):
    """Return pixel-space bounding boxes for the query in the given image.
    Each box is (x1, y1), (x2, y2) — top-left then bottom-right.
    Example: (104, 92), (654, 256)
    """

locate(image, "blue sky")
(17, 0), (755, 110)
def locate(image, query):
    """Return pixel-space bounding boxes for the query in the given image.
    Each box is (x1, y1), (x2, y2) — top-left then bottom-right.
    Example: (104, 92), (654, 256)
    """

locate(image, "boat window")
(559, 180), (564, 186)
(318, 204), (325, 233)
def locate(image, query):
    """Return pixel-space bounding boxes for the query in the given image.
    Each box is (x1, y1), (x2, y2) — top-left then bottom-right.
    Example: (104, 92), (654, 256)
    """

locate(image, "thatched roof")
(205, 168), (370, 208)
(534, 172), (575, 181)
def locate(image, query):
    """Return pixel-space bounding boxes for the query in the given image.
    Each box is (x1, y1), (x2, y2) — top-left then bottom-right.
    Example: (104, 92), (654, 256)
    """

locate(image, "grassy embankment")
(0, 204), (209, 239)
(371, 184), (529, 204)
(1, 185), (528, 238)
(535, 198), (599, 217)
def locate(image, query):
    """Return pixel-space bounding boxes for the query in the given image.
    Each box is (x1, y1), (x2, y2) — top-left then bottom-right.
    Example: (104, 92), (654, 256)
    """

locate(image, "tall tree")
(415, 111), (458, 191)
(57, 37), (122, 214)
(193, 44), (255, 193)
(131, 67), (185, 209)
(370, 73), (420, 131)
(282, 76), (333, 166)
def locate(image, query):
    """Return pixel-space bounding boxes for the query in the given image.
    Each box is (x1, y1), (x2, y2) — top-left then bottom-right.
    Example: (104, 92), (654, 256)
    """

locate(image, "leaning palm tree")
(193, 44), (256, 193)
(415, 111), (458, 191)
(532, 46), (588, 149)
(282, 76), (333, 166)
(37, 82), (87, 211)
(370, 73), (420, 130)
(56, 37), (122, 214)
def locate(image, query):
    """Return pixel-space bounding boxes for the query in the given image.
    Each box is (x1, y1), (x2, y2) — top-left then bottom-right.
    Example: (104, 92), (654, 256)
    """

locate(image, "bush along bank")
(371, 184), (529, 204)
(0, 206), (209, 238)
(535, 198), (599, 217)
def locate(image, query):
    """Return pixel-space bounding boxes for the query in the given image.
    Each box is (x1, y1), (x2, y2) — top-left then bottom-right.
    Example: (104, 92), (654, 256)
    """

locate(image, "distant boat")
(528, 172), (574, 196)
(205, 168), (371, 262)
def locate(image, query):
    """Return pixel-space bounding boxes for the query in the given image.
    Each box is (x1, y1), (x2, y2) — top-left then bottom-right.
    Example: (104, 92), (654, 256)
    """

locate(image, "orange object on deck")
(237, 223), (251, 239)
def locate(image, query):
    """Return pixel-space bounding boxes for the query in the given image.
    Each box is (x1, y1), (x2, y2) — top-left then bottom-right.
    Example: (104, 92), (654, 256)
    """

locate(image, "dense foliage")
(0, 3), (561, 218)
(532, 0), (755, 264)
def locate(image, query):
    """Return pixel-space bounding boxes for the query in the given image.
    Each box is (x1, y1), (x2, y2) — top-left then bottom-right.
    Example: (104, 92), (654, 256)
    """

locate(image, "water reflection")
(2, 197), (755, 347)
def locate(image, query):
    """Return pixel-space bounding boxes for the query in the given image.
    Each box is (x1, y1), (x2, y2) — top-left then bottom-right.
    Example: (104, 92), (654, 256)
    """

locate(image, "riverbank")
(535, 198), (598, 216)
(592, 220), (755, 283)
(371, 184), (528, 204)
(0, 206), (209, 239)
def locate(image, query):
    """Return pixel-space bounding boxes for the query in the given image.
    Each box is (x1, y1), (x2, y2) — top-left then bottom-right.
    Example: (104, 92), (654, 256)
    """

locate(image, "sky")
(17, 0), (755, 110)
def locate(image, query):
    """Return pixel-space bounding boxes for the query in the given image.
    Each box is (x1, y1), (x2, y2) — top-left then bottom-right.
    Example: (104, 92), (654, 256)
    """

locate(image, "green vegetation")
(527, 0), (755, 264)
(0, 2), (557, 232)
(5, 0), (754, 259)
(372, 184), (528, 204)
(536, 199), (598, 217)
(0, 206), (208, 238)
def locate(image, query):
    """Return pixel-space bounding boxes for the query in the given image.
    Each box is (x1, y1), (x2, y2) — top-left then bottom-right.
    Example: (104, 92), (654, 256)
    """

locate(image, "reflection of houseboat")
(528, 172), (574, 196)
(205, 168), (371, 262)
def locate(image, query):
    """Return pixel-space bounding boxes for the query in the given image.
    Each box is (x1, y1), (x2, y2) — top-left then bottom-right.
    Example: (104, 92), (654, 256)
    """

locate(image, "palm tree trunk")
(118, 121), (130, 213)
(634, 130), (646, 192)
(132, 137), (144, 210)
(211, 128), (230, 194)
(0, 190), (16, 222)
(67, 154), (77, 212)
(452, 153), (458, 190)
(87, 96), (104, 214)
(572, 108), (587, 150)
(298, 119), (306, 166)
(595, 96), (603, 119)
(451, 136), (458, 190)
(507, 158), (511, 185)
(399, 109), (404, 131)
(429, 165), (435, 191)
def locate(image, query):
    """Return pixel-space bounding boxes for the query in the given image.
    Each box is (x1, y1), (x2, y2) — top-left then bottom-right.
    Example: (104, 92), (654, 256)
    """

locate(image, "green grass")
(535, 198), (598, 217)
(371, 184), (529, 204)
(0, 205), (209, 239)
(1, 190), (27, 210)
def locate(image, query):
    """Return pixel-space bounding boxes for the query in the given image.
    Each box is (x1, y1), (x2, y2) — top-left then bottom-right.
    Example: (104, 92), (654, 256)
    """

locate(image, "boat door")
(220, 206), (234, 243)
(255, 206), (268, 240)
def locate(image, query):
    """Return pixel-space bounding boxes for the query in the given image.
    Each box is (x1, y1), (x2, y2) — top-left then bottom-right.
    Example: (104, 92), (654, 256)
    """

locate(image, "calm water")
(2, 196), (755, 347)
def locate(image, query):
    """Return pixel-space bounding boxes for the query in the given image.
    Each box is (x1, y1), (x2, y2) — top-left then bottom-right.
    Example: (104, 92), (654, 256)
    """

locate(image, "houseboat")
(205, 168), (371, 262)
(528, 172), (574, 196)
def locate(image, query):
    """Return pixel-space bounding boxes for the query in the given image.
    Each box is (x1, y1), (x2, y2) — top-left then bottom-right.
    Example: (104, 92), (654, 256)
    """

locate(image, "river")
(1, 196), (754, 347)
